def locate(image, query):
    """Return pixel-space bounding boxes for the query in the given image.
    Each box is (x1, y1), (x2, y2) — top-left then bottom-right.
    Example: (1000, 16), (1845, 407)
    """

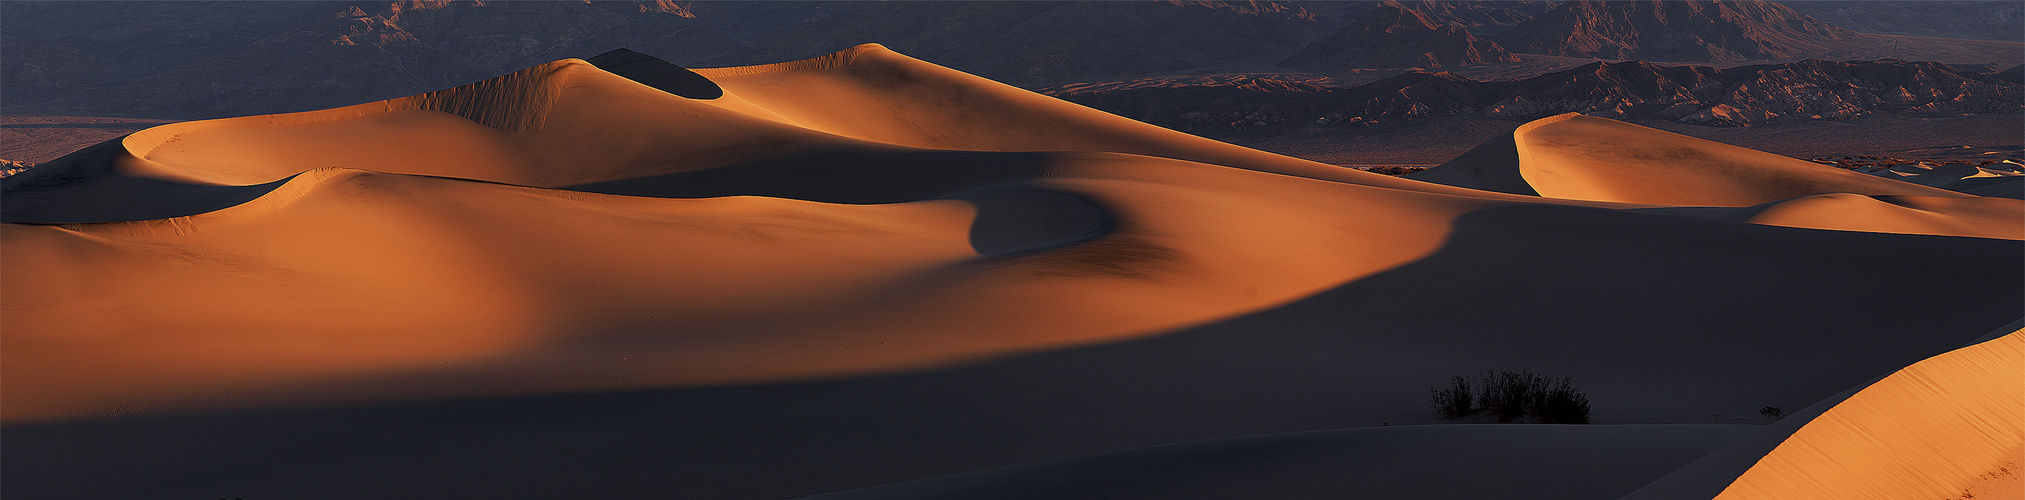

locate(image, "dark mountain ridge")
(1494, 0), (1857, 62)
(1045, 58), (2022, 134)
(2, 0), (2017, 122)
(0, 0), (1338, 118)
(1278, 3), (1521, 71)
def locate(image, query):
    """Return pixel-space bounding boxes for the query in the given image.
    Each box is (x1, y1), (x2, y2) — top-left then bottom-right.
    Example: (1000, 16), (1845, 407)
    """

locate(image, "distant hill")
(1494, 0), (1856, 62)
(1278, 3), (1520, 71)
(1780, 1), (2024, 42)
(694, 1), (1332, 85)
(1381, 0), (1559, 31)
(1, 0), (2017, 121)
(0, 1), (1335, 118)
(1045, 58), (2022, 134)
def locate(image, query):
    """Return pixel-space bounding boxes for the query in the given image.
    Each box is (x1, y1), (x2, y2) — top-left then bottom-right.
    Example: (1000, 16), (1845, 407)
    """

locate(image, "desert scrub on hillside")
(1429, 368), (1591, 424)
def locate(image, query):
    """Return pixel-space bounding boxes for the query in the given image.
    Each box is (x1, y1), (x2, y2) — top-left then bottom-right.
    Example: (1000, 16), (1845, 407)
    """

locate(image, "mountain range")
(1045, 58), (2023, 134)
(2, 0), (2020, 120)
(1278, 3), (1520, 71)
(1492, 0), (1856, 62)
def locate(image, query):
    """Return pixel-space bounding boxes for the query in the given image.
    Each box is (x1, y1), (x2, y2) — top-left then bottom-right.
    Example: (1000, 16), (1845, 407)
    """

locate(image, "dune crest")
(1414, 113), (1971, 206)
(692, 44), (1502, 194)
(1742, 193), (2025, 240)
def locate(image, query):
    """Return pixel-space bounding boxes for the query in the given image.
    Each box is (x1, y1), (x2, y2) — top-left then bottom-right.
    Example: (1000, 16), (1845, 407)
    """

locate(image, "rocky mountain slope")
(1046, 58), (2022, 134)
(0, 0), (1335, 118)
(1, 0), (2016, 122)
(694, 1), (1332, 85)
(1278, 3), (1521, 71)
(1379, 0), (1558, 32)
(1494, 0), (1857, 62)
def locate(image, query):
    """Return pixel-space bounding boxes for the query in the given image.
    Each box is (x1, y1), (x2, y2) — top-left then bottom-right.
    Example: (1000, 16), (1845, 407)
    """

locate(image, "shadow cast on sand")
(6, 204), (2015, 499)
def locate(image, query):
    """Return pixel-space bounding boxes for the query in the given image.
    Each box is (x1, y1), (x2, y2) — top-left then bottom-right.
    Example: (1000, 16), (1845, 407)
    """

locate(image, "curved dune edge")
(102, 44), (1508, 195)
(691, 44), (1523, 197)
(1415, 112), (1973, 207)
(1742, 193), (2025, 240)
(1713, 328), (2024, 500)
(1, 150), (1519, 422)
(112, 57), (873, 188)
(125, 59), (581, 156)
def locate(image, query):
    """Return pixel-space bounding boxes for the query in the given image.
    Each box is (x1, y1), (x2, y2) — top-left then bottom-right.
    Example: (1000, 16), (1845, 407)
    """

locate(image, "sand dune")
(1408, 112), (2024, 238)
(1412, 113), (1974, 205)
(2, 46), (2019, 498)
(9, 142), (1565, 421)
(1869, 161), (2025, 199)
(1717, 327), (2023, 500)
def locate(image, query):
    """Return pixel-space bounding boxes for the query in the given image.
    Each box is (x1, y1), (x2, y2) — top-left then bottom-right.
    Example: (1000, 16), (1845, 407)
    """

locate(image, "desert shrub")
(1430, 376), (1476, 419)
(1534, 377), (1592, 424)
(1759, 406), (1784, 423)
(1428, 368), (1592, 424)
(1479, 369), (1540, 422)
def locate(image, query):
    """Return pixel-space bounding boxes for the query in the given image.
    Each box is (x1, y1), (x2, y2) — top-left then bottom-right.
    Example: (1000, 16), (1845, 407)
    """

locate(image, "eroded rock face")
(1048, 59), (2021, 132)
(1493, 0), (1856, 62)
(1279, 3), (1520, 71)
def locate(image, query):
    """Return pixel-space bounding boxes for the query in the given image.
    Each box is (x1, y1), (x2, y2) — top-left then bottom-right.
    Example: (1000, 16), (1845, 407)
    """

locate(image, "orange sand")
(1716, 329), (2023, 500)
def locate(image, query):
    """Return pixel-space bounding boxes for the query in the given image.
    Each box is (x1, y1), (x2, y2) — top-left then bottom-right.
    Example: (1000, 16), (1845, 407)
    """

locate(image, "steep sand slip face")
(1414, 113), (1971, 206)
(1714, 329), (2024, 500)
(0, 148), (1512, 421)
(693, 44), (1512, 197)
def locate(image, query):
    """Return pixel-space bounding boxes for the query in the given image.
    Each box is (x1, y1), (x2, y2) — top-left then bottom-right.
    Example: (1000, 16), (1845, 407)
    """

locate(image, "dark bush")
(1479, 369), (1538, 423)
(1430, 376), (1476, 419)
(1429, 368), (1591, 424)
(1534, 377), (1592, 424)
(1759, 406), (1784, 423)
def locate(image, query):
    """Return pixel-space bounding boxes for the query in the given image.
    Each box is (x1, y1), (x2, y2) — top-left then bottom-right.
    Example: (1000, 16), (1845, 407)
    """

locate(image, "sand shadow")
(6, 204), (2016, 499)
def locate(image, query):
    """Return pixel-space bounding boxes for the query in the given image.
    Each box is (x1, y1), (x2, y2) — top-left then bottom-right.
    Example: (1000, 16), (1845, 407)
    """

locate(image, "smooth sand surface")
(1621, 318), (2022, 500)
(1715, 328), (2023, 500)
(1413, 113), (1974, 206)
(3, 46), (2020, 498)
(804, 424), (1760, 500)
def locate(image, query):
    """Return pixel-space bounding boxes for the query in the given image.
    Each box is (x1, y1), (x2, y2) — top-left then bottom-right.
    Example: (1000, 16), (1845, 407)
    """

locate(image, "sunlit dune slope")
(690, 43), (1477, 192)
(1408, 112), (2024, 239)
(2, 149), (1531, 421)
(1738, 193), (2024, 240)
(111, 58), (865, 187)
(1715, 328), (2024, 500)
(1412, 113), (1973, 205)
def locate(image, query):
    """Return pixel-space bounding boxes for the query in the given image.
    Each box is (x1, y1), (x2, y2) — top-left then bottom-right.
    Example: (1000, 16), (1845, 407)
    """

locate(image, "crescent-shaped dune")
(1, 46), (2019, 498)
(1411, 112), (1976, 205)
